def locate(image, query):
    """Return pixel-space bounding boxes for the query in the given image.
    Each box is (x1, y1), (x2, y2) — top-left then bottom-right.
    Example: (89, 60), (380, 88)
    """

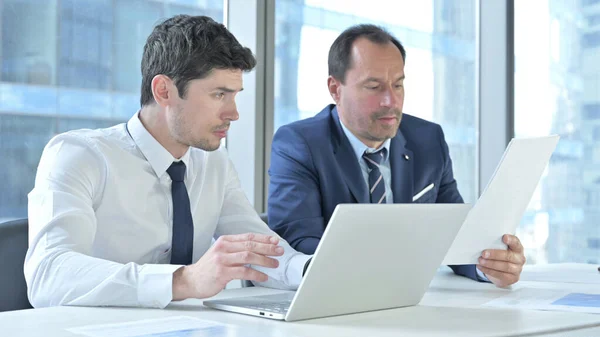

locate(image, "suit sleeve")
(434, 125), (484, 282)
(435, 124), (464, 204)
(267, 125), (325, 254)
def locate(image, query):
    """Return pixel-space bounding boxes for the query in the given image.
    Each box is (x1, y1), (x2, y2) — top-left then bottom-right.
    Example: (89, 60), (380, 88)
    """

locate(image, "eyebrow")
(215, 87), (244, 93)
(363, 75), (406, 83)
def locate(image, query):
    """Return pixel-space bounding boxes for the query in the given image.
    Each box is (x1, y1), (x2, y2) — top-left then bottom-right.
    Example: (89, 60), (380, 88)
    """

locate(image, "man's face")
(330, 38), (405, 147)
(166, 69), (243, 151)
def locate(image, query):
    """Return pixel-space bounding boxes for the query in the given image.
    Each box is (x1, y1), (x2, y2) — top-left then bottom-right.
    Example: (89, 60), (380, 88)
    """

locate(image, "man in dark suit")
(268, 24), (525, 287)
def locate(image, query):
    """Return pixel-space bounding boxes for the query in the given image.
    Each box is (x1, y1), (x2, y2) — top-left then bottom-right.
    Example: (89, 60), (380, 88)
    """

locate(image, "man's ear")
(151, 75), (174, 107)
(327, 76), (342, 104)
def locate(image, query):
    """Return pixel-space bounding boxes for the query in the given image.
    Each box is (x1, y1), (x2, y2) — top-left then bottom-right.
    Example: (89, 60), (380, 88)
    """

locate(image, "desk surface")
(2, 267), (599, 337)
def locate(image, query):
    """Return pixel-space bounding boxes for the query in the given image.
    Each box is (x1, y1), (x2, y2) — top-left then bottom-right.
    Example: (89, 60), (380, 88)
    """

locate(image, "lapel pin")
(404, 154), (410, 161)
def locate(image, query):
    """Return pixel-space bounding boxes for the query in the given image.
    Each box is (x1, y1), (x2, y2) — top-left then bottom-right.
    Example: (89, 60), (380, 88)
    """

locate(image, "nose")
(223, 101), (239, 122)
(380, 88), (401, 109)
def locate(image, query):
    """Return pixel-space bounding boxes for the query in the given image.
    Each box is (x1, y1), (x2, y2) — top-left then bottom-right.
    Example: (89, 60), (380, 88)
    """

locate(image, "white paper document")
(443, 135), (559, 265)
(520, 263), (600, 284)
(67, 316), (229, 337)
(483, 288), (600, 314)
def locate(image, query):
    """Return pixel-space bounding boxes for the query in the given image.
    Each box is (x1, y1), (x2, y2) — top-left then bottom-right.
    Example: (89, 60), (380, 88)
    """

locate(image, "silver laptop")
(203, 203), (470, 321)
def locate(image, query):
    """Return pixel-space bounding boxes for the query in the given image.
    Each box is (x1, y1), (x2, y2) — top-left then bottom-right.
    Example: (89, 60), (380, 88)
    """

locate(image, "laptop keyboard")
(236, 293), (294, 314)
(243, 301), (291, 314)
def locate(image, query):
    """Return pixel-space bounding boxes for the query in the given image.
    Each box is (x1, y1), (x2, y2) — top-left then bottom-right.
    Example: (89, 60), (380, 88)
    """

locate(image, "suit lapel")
(390, 131), (414, 203)
(331, 107), (370, 203)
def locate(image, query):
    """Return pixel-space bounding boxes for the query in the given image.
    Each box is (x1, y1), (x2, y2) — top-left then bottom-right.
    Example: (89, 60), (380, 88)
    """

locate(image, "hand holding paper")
(442, 136), (559, 267)
(477, 234), (526, 287)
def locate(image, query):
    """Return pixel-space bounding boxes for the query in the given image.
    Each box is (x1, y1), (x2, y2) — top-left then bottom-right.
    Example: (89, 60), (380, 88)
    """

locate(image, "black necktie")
(363, 149), (388, 204)
(167, 161), (194, 265)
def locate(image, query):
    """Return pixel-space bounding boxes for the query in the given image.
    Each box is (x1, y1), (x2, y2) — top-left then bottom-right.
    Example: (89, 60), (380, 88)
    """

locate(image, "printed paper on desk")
(483, 288), (600, 314)
(67, 316), (230, 337)
(443, 135), (559, 265)
(520, 263), (600, 284)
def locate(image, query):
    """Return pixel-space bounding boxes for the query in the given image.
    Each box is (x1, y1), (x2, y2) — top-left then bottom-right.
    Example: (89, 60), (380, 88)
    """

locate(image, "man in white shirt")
(25, 15), (311, 309)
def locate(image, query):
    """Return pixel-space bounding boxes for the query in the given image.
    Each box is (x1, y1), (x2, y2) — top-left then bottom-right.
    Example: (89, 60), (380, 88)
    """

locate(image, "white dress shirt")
(25, 112), (311, 309)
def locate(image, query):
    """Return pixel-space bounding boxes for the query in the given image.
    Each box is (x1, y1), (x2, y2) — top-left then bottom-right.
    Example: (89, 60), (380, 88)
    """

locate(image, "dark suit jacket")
(268, 104), (479, 280)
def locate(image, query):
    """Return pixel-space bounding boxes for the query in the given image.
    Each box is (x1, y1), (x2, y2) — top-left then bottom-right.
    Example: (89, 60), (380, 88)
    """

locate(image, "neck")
(338, 114), (385, 149)
(139, 105), (189, 159)
(362, 138), (385, 150)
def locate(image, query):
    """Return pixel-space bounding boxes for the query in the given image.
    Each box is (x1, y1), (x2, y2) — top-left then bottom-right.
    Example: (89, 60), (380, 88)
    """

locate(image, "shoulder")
(35, 126), (127, 188)
(47, 124), (130, 153)
(42, 124), (128, 160)
(400, 113), (443, 133)
(274, 105), (334, 144)
(399, 113), (444, 142)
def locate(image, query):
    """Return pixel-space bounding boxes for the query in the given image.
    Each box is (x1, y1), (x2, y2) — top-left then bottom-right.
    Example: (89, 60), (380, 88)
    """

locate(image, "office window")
(582, 31), (600, 48)
(59, 0), (113, 90)
(587, 14), (600, 27)
(1, 0), (58, 86)
(583, 0), (600, 7)
(274, 0), (478, 202)
(584, 104), (600, 120)
(0, 1), (224, 221)
(515, 0), (600, 264)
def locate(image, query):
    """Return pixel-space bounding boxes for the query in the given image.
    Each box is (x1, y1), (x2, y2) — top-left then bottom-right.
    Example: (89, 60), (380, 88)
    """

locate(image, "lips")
(378, 116), (398, 125)
(214, 128), (229, 138)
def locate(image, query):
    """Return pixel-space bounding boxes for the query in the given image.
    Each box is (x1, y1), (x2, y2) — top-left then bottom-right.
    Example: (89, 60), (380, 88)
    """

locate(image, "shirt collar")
(339, 116), (391, 162)
(126, 111), (192, 179)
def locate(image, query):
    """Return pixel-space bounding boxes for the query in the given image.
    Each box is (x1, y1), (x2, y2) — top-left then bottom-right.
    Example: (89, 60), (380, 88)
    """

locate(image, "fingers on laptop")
(220, 233), (280, 245)
(222, 266), (269, 283)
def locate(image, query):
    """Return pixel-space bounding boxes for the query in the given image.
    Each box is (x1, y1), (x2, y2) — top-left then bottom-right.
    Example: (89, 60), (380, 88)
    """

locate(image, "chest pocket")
(412, 187), (436, 203)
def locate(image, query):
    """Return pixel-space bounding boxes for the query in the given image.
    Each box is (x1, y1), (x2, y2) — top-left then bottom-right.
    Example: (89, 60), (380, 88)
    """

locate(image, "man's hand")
(172, 233), (283, 300)
(477, 234), (525, 288)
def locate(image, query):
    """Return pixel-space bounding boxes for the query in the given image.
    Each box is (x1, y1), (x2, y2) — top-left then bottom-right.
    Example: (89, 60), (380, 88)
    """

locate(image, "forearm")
(25, 248), (180, 308)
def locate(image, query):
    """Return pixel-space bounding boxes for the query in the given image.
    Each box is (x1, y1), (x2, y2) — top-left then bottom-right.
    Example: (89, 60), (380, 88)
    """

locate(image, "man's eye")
(215, 93), (225, 99)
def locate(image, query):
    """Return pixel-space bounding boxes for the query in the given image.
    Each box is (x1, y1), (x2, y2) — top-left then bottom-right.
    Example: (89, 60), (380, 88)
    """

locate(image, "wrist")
(172, 266), (191, 301)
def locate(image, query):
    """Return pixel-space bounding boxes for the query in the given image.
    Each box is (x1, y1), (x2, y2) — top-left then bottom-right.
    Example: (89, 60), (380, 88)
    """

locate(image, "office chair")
(241, 212), (269, 288)
(0, 218), (32, 311)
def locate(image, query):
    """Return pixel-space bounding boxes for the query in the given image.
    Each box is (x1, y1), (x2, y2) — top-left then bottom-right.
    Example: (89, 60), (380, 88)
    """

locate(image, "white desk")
(2, 268), (599, 337)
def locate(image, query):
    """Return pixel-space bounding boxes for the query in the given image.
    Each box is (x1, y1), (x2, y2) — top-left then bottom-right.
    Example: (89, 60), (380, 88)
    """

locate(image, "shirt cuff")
(476, 267), (490, 282)
(137, 263), (183, 308)
(286, 254), (313, 288)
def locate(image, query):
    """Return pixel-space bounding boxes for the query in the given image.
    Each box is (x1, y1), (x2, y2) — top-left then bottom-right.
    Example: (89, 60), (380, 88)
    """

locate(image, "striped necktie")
(363, 149), (387, 204)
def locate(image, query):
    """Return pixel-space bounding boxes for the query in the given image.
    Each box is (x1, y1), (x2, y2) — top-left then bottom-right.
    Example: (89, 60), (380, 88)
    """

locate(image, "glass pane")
(113, 0), (163, 93)
(58, 0), (113, 90)
(0, 1), (224, 221)
(515, 0), (600, 264)
(1, 0), (58, 86)
(274, 0), (478, 202)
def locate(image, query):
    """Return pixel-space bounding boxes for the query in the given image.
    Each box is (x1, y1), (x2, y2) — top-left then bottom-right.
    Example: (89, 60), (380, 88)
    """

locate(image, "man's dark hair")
(140, 15), (256, 107)
(328, 24), (406, 84)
